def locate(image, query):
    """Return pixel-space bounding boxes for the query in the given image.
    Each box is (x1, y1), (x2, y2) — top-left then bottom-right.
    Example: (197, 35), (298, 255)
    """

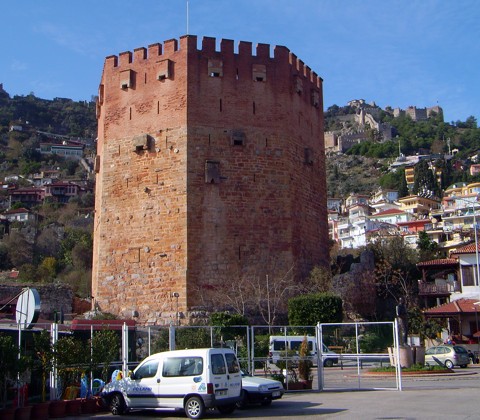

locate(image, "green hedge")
(288, 293), (343, 326)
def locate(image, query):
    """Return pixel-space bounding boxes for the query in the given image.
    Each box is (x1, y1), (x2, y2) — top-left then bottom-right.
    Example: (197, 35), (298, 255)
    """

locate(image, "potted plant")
(52, 335), (86, 417)
(0, 333), (32, 420)
(31, 329), (54, 420)
(82, 329), (119, 413)
(298, 336), (313, 389)
(0, 334), (17, 415)
(275, 350), (302, 390)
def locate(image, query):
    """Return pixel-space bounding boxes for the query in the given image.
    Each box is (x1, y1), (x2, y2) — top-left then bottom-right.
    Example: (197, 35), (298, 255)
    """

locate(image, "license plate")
(216, 390), (227, 396)
(272, 391), (281, 397)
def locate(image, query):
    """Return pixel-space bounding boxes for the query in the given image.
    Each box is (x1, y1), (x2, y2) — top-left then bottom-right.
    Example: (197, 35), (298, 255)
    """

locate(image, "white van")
(268, 335), (338, 367)
(101, 348), (242, 419)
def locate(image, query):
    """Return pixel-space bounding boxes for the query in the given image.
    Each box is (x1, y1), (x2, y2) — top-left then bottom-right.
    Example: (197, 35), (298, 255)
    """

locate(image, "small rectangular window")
(205, 160), (220, 183)
(208, 58), (223, 77)
(211, 354), (227, 375)
(461, 265), (475, 286)
(290, 341), (302, 351)
(231, 130), (245, 146)
(135, 360), (159, 379)
(94, 155), (101, 173)
(304, 148), (314, 165)
(133, 134), (149, 152)
(294, 75), (303, 94)
(311, 89), (320, 108)
(253, 64), (266, 82)
(163, 357), (203, 377)
(225, 353), (240, 373)
(157, 59), (172, 80)
(120, 69), (133, 89)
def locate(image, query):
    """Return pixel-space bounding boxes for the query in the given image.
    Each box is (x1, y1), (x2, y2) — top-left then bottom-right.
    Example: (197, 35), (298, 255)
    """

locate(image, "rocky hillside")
(326, 154), (386, 197)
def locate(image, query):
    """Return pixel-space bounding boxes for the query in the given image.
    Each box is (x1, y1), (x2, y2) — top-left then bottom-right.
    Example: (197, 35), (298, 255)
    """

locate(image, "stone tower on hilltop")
(92, 35), (328, 325)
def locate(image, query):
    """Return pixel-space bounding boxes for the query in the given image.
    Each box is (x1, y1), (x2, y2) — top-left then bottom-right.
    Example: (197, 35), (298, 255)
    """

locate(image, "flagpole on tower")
(186, 0), (189, 35)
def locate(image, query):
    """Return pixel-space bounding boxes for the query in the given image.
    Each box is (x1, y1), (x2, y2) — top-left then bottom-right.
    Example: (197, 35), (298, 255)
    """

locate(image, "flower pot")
(0, 407), (16, 420)
(95, 396), (107, 412)
(286, 381), (305, 390)
(49, 399), (66, 419)
(65, 399), (82, 416)
(14, 405), (32, 420)
(301, 379), (313, 389)
(30, 402), (50, 420)
(81, 398), (98, 414)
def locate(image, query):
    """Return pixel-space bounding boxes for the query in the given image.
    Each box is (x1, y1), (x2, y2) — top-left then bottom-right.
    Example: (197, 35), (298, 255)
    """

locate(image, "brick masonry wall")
(93, 35), (328, 325)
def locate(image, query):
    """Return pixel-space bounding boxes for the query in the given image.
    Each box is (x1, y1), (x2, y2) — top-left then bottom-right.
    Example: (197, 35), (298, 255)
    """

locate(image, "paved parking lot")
(66, 366), (480, 419)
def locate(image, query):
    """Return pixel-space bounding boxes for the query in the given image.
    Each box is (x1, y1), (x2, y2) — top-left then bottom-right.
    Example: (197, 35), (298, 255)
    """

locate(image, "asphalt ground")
(64, 366), (480, 420)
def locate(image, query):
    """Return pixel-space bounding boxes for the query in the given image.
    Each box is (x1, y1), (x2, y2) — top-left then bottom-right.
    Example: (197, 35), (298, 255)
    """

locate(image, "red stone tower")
(92, 35), (328, 324)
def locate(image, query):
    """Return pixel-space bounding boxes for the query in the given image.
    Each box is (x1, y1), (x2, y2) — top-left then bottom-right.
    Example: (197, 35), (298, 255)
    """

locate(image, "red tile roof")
(371, 208), (404, 216)
(70, 319), (136, 331)
(417, 258), (458, 268)
(3, 208), (29, 215)
(423, 298), (480, 316)
(451, 243), (480, 255)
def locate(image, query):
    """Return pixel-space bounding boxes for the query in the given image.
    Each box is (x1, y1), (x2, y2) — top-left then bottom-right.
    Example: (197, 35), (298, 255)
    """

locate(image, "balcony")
(418, 281), (460, 296)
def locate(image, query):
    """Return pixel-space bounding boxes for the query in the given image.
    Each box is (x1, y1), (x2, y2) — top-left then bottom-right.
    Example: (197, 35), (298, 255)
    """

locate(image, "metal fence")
(3, 319), (400, 405)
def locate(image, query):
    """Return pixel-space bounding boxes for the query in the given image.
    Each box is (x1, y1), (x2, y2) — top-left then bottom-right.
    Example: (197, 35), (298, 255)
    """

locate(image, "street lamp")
(172, 292), (180, 326)
(474, 301), (480, 355)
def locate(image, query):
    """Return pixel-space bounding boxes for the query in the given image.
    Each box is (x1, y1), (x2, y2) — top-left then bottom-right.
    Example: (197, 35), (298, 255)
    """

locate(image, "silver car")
(425, 345), (470, 369)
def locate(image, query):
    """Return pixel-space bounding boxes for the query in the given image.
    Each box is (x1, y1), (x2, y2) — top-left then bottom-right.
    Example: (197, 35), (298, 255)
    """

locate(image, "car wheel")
(185, 396), (205, 419)
(110, 393), (126, 415)
(217, 403), (236, 414)
(236, 390), (248, 409)
(324, 359), (334, 368)
(445, 360), (454, 369)
(261, 398), (272, 406)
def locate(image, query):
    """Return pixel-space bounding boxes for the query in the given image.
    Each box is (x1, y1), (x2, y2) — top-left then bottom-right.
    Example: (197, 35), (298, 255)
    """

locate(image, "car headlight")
(258, 384), (269, 392)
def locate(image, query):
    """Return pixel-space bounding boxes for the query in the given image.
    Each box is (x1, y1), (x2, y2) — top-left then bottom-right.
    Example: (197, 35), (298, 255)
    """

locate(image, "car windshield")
(453, 346), (467, 353)
(240, 370), (252, 377)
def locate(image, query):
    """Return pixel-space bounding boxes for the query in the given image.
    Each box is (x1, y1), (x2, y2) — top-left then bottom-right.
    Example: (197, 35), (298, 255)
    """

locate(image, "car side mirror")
(130, 372), (137, 380)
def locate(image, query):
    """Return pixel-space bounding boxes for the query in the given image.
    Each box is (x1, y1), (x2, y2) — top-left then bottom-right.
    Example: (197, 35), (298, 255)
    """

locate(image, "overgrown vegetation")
(0, 91), (96, 296)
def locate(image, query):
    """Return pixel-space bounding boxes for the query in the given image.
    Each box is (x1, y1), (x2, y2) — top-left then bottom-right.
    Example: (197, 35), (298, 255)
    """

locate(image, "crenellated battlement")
(102, 34), (322, 88)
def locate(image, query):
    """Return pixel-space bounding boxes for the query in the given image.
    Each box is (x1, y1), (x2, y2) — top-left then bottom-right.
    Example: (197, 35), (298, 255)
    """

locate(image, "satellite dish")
(15, 288), (41, 329)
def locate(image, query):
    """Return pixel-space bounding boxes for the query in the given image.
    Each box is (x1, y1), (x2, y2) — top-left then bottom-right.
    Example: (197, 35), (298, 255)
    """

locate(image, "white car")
(237, 371), (284, 408)
(101, 348), (242, 419)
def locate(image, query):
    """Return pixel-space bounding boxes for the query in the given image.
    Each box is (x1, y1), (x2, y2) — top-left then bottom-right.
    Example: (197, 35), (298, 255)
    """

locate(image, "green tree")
(0, 334), (31, 408)
(37, 256), (58, 282)
(417, 231), (439, 262)
(90, 330), (120, 383)
(54, 336), (86, 397)
(209, 312), (249, 343)
(407, 306), (444, 341)
(288, 293), (343, 326)
(0, 334), (18, 408)
(412, 160), (438, 197)
(398, 169), (409, 197)
(33, 330), (54, 402)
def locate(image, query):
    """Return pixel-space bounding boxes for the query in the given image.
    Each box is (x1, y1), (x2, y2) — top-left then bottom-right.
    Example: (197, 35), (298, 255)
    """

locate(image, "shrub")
(288, 293), (343, 326)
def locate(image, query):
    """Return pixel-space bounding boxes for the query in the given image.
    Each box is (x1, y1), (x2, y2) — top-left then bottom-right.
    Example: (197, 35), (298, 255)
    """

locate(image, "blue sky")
(1, 0), (478, 123)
